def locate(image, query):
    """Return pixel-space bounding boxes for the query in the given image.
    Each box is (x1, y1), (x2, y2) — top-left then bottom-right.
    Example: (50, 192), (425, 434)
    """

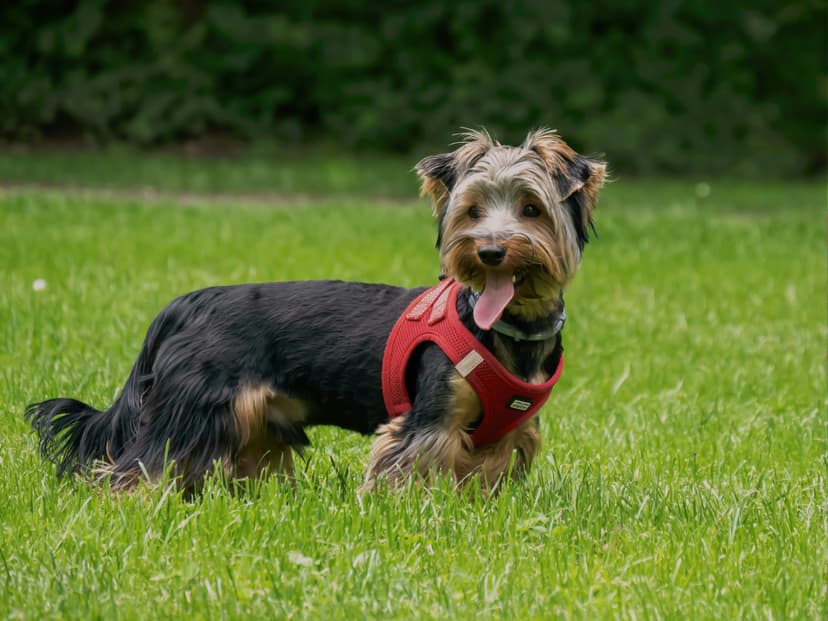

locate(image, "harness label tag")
(455, 350), (484, 378)
(507, 397), (533, 412)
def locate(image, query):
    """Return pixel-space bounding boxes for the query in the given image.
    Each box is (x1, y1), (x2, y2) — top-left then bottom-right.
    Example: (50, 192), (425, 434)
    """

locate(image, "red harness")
(381, 278), (564, 446)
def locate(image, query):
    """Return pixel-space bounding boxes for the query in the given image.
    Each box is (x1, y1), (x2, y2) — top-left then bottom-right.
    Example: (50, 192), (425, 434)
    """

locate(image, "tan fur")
(236, 434), (294, 479)
(416, 128), (496, 218)
(417, 128), (605, 324)
(420, 176), (449, 216)
(87, 386), (304, 491)
(363, 416), (471, 489)
(523, 128), (606, 232)
(439, 221), (565, 321)
(92, 439), (220, 492)
(446, 372), (482, 431)
(232, 385), (306, 480)
(364, 371), (541, 492)
(447, 373), (541, 488)
(456, 420), (541, 489)
(233, 385), (273, 447)
(91, 460), (143, 492)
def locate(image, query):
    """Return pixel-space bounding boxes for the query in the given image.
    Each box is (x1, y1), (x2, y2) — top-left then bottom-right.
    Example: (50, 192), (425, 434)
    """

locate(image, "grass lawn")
(0, 154), (824, 619)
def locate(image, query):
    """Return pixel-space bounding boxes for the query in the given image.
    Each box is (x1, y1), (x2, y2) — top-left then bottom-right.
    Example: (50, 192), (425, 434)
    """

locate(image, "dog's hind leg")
(236, 432), (295, 480)
(233, 386), (308, 480)
(95, 383), (307, 491)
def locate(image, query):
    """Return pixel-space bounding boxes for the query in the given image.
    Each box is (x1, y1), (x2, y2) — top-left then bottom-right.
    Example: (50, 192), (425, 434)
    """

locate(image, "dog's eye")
(522, 204), (541, 218)
(467, 206), (481, 219)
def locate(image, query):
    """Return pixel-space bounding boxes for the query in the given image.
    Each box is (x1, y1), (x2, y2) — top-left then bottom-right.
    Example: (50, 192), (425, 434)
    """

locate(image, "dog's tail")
(25, 304), (175, 480)
(25, 397), (122, 478)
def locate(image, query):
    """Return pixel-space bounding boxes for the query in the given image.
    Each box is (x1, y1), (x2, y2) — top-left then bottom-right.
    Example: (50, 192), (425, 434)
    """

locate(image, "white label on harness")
(455, 350), (484, 378)
(508, 398), (533, 412)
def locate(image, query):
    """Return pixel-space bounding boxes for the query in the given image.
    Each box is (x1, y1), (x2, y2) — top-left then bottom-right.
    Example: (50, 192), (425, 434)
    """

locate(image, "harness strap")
(382, 279), (563, 446)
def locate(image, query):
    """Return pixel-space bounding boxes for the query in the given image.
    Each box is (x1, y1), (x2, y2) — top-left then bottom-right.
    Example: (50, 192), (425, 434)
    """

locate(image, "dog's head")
(416, 128), (606, 328)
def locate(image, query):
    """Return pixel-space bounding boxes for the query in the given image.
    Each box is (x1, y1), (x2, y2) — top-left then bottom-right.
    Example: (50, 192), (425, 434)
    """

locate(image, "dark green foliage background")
(1, 1), (825, 176)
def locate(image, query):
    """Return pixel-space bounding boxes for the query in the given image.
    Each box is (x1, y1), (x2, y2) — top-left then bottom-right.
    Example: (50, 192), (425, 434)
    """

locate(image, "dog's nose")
(477, 245), (507, 266)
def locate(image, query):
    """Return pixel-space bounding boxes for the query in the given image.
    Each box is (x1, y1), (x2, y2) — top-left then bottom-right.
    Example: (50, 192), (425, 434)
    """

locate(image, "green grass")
(0, 160), (824, 619)
(0, 146), (419, 198)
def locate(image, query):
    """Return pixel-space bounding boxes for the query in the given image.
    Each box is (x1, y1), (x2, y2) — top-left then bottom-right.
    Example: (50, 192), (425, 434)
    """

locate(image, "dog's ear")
(525, 128), (606, 248)
(415, 153), (457, 218)
(416, 129), (496, 219)
(558, 151), (606, 249)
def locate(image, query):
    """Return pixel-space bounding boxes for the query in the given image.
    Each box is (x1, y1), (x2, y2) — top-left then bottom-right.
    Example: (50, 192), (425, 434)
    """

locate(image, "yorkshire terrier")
(26, 129), (605, 492)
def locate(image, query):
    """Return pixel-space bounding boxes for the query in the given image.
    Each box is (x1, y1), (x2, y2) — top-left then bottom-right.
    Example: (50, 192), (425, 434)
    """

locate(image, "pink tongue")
(473, 271), (515, 330)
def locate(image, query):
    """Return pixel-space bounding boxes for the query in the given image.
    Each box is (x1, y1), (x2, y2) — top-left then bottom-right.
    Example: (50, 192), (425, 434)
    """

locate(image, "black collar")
(468, 293), (566, 342)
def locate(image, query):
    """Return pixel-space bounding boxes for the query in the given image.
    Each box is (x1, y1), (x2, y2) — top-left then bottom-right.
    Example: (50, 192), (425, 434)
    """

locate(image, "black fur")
(417, 151), (493, 251)
(565, 194), (591, 250)
(417, 153), (456, 250)
(26, 280), (563, 488)
(416, 153), (458, 192)
(558, 152), (601, 250)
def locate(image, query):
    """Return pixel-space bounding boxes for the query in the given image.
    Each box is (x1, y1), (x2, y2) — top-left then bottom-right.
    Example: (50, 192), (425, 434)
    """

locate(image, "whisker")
(443, 235), (475, 252)
(510, 232), (537, 259)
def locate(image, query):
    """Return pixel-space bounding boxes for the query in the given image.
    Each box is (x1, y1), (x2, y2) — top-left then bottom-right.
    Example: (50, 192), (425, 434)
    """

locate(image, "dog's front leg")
(363, 343), (542, 492)
(363, 344), (474, 490)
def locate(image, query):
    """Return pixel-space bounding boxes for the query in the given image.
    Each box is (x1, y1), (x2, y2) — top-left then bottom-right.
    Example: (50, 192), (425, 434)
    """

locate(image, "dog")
(26, 128), (605, 492)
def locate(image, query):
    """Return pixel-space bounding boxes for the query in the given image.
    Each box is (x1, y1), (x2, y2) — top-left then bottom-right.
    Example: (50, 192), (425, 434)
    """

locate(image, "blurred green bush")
(1, 1), (824, 176)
